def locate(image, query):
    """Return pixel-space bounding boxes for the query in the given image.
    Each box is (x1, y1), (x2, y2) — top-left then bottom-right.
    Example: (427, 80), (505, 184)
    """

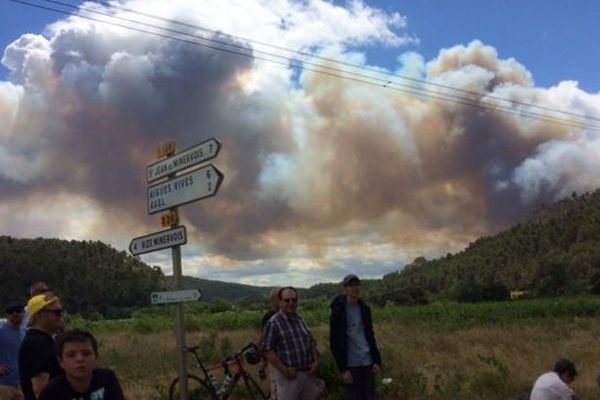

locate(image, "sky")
(1, 0), (599, 288)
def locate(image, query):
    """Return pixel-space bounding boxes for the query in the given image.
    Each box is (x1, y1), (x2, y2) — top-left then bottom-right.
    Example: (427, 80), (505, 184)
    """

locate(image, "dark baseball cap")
(5, 301), (24, 314)
(341, 274), (361, 286)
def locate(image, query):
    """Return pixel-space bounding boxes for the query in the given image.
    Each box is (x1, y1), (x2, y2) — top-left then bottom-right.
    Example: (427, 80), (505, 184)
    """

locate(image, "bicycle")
(169, 342), (268, 400)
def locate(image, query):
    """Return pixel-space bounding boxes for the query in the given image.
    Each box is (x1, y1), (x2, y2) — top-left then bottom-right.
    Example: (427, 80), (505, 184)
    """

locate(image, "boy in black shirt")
(39, 329), (124, 400)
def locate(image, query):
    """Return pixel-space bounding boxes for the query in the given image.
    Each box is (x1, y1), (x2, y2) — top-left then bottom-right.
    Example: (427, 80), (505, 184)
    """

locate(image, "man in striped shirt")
(263, 287), (321, 400)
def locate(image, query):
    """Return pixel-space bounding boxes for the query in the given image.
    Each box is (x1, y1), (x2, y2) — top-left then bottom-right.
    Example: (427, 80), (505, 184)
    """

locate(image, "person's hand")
(0, 365), (9, 376)
(309, 360), (319, 376)
(341, 370), (353, 384)
(372, 364), (381, 375)
(283, 367), (297, 380)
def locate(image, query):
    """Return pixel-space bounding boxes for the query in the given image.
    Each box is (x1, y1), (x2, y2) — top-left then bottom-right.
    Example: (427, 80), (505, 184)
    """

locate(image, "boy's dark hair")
(554, 358), (578, 377)
(277, 286), (297, 300)
(56, 329), (99, 358)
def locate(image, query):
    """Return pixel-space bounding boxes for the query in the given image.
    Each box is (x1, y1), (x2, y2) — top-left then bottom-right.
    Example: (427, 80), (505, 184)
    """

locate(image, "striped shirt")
(263, 311), (315, 369)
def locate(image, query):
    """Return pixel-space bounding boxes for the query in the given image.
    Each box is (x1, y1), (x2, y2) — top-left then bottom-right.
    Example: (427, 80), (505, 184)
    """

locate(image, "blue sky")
(2, 0), (599, 92)
(1, 0), (599, 287)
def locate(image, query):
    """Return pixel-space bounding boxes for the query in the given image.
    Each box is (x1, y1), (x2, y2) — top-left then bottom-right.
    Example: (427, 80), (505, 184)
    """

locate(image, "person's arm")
(330, 304), (351, 383)
(31, 372), (51, 399)
(365, 305), (382, 369)
(106, 370), (126, 400)
(264, 351), (296, 380)
(308, 344), (319, 376)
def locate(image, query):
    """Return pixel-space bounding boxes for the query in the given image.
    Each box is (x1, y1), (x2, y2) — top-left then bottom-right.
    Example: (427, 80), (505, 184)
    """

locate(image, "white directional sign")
(151, 289), (202, 305)
(147, 138), (221, 183)
(147, 164), (224, 214)
(129, 226), (187, 256)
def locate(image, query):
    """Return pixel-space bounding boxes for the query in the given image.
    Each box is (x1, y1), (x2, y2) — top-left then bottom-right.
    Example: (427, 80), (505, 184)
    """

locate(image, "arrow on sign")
(147, 138), (221, 183)
(151, 289), (202, 305)
(129, 226), (187, 256)
(147, 164), (224, 215)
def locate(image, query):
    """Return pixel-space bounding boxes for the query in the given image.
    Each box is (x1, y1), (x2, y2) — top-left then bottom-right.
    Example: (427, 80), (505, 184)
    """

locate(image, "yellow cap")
(27, 293), (58, 319)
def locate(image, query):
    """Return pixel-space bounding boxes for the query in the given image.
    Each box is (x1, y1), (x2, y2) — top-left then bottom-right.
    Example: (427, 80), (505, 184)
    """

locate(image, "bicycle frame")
(183, 342), (262, 399)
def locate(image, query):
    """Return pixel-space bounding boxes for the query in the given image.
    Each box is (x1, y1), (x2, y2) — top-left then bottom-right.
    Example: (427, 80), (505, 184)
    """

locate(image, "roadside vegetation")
(72, 296), (600, 400)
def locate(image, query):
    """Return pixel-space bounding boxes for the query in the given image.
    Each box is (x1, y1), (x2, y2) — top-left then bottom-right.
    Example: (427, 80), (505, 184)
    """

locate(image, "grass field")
(78, 297), (600, 399)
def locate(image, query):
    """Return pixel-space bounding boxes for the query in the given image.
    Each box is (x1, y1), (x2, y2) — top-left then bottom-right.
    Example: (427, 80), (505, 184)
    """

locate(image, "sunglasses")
(7, 309), (23, 315)
(41, 308), (65, 317)
(282, 298), (298, 304)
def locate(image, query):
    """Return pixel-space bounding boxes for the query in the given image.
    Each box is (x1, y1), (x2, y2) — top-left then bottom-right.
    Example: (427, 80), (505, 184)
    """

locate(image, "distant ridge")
(165, 275), (275, 302)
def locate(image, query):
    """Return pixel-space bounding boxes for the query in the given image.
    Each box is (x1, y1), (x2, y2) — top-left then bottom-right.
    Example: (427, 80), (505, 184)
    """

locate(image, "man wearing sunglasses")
(20, 282), (50, 330)
(18, 293), (65, 400)
(0, 301), (26, 400)
(263, 287), (321, 400)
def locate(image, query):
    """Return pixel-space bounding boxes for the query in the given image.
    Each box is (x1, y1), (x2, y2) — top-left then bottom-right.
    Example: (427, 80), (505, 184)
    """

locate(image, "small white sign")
(129, 226), (187, 256)
(147, 164), (224, 214)
(151, 289), (202, 305)
(147, 138), (221, 182)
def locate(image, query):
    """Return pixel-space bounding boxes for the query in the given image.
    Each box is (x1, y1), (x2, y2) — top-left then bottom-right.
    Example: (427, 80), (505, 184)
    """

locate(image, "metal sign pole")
(161, 135), (187, 400)
(172, 208), (188, 400)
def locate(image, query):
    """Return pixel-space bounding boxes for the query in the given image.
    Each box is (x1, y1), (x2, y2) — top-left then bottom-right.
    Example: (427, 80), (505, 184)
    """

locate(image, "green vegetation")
(89, 298), (600, 400)
(68, 295), (600, 334)
(371, 190), (600, 305)
(0, 237), (164, 316)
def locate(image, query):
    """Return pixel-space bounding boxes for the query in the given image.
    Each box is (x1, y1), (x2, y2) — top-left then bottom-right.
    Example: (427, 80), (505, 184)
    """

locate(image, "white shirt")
(530, 372), (575, 400)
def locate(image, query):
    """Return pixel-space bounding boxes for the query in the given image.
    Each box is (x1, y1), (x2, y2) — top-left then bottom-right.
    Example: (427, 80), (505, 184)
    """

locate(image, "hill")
(165, 275), (274, 302)
(374, 190), (600, 304)
(0, 236), (165, 317)
(0, 236), (274, 316)
(4, 188), (600, 314)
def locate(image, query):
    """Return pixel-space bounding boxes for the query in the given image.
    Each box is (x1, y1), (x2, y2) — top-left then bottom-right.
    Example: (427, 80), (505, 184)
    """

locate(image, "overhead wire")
(5, 0), (600, 133)
(84, 0), (600, 127)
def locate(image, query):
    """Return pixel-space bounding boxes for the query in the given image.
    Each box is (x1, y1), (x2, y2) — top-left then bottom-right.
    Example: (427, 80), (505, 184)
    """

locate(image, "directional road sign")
(151, 289), (202, 305)
(147, 164), (224, 214)
(147, 138), (221, 183)
(129, 226), (187, 256)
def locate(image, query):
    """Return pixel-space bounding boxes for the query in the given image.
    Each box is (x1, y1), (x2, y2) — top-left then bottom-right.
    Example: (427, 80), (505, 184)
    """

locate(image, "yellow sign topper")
(156, 140), (176, 159)
(161, 211), (178, 227)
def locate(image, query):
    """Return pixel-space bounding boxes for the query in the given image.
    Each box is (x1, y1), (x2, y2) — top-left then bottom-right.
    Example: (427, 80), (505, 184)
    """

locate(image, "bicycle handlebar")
(225, 342), (258, 361)
(182, 342), (258, 358)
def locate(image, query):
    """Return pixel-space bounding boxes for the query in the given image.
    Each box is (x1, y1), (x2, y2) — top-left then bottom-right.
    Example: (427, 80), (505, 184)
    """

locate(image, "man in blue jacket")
(329, 274), (381, 400)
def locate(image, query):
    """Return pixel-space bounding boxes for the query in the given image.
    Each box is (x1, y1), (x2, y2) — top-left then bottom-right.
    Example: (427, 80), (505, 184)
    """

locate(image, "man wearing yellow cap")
(18, 293), (65, 400)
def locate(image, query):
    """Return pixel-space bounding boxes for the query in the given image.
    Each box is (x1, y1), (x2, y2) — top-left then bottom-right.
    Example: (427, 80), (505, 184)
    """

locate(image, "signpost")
(129, 226), (187, 256)
(151, 289), (202, 305)
(130, 137), (224, 400)
(147, 138), (221, 182)
(147, 164), (224, 214)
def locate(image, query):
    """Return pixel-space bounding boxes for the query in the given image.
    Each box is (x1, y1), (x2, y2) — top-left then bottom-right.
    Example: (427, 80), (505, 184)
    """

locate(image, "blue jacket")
(329, 295), (381, 372)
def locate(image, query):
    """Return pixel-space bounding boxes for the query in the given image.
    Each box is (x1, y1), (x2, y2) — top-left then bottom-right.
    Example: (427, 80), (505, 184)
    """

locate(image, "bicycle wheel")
(169, 374), (216, 400)
(243, 375), (268, 400)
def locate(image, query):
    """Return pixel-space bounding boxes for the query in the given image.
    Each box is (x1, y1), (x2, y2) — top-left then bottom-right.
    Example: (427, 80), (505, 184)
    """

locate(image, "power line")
(6, 0), (600, 133)
(83, 0), (600, 126)
(80, 0), (600, 127)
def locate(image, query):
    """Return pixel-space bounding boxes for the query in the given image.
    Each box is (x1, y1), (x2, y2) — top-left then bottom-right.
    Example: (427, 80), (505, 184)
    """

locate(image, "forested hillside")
(0, 237), (273, 316)
(0, 236), (165, 317)
(3, 189), (600, 316)
(375, 190), (600, 304)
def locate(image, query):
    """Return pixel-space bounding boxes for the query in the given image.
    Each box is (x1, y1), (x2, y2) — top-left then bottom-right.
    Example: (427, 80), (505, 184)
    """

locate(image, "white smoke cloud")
(1, 1), (599, 287)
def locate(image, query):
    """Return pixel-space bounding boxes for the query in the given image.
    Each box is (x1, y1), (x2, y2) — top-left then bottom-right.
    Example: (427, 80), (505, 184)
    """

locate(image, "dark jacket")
(329, 294), (381, 372)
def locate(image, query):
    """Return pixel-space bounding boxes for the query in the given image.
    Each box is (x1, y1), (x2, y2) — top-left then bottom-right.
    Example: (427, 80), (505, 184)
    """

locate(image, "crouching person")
(39, 329), (124, 400)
